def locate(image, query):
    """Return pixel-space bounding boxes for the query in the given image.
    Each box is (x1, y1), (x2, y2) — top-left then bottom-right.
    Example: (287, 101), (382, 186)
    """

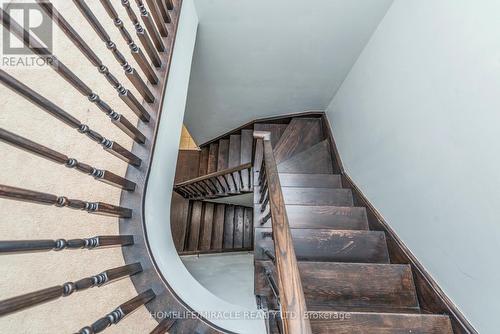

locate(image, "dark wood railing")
(174, 162), (252, 199)
(0, 0), (180, 331)
(254, 131), (312, 334)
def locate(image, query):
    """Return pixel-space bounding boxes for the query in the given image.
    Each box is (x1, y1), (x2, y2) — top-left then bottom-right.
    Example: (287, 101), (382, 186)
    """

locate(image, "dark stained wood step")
(273, 118), (324, 164)
(282, 187), (353, 206)
(207, 143), (219, 173)
(255, 228), (389, 263)
(278, 140), (333, 174)
(243, 207), (253, 248)
(233, 206), (244, 248)
(186, 201), (203, 251)
(211, 204), (225, 249)
(278, 173), (341, 188)
(285, 205), (368, 230)
(257, 205), (369, 230)
(240, 130), (253, 164)
(217, 139), (229, 171)
(309, 312), (453, 334)
(256, 262), (419, 313)
(223, 205), (235, 249)
(254, 123), (288, 148)
(198, 147), (209, 176)
(199, 202), (214, 251)
(228, 134), (241, 167)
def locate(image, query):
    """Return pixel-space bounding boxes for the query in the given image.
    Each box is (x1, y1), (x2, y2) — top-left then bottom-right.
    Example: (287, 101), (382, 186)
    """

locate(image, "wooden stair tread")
(243, 207), (253, 248)
(186, 201), (203, 251)
(233, 206), (244, 248)
(309, 312), (453, 334)
(199, 202), (214, 251)
(182, 201), (253, 253)
(278, 173), (341, 188)
(228, 135), (241, 167)
(255, 228), (390, 263)
(256, 262), (419, 313)
(240, 129), (253, 164)
(273, 118), (324, 164)
(277, 140), (333, 174)
(198, 147), (209, 176)
(285, 205), (368, 230)
(207, 143), (219, 173)
(211, 204), (225, 249)
(282, 187), (354, 206)
(217, 139), (229, 171)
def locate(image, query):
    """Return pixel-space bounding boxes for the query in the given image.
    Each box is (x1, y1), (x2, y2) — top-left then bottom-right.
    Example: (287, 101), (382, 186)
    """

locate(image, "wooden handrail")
(174, 162), (252, 187)
(254, 132), (312, 334)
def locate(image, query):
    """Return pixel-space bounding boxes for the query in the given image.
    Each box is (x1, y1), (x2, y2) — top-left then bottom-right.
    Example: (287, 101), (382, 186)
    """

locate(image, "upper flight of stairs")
(253, 117), (454, 333)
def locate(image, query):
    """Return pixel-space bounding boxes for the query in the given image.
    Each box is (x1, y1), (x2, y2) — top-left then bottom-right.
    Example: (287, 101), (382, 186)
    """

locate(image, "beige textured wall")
(0, 0), (164, 332)
(180, 125), (198, 149)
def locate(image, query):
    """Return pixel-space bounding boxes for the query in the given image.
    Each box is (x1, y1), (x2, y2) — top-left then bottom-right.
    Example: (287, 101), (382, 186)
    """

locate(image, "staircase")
(0, 0), (474, 331)
(253, 117), (454, 333)
(176, 128), (255, 197)
(179, 201), (253, 254)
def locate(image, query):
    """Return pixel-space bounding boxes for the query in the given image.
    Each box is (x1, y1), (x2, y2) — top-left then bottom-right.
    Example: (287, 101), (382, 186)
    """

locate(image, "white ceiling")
(184, 0), (394, 143)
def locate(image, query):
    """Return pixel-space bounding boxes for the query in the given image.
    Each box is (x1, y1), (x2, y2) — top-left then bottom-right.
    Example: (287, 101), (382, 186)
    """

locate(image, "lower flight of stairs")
(253, 117), (454, 333)
(179, 201), (254, 254)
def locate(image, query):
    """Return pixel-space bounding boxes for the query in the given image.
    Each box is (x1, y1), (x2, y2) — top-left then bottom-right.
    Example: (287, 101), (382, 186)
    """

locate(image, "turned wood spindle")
(36, 2), (151, 123)
(73, 0), (155, 103)
(121, 0), (164, 60)
(99, 0), (159, 83)
(0, 129), (136, 191)
(143, 0), (168, 37)
(0, 184), (132, 218)
(0, 263), (142, 316)
(76, 289), (156, 334)
(0, 69), (141, 166)
(0, 9), (146, 144)
(0, 235), (134, 254)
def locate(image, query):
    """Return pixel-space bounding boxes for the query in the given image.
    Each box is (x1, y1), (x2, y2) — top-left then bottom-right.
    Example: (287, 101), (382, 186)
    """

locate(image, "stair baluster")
(0, 235), (134, 254)
(134, 0), (166, 51)
(144, 0), (169, 36)
(73, 0), (155, 102)
(0, 9), (146, 144)
(35, 2), (151, 122)
(121, 0), (165, 55)
(0, 263), (142, 316)
(0, 70), (141, 166)
(155, 0), (172, 24)
(0, 184), (132, 218)
(0, 129), (136, 191)
(76, 289), (156, 334)
(100, 0), (160, 83)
